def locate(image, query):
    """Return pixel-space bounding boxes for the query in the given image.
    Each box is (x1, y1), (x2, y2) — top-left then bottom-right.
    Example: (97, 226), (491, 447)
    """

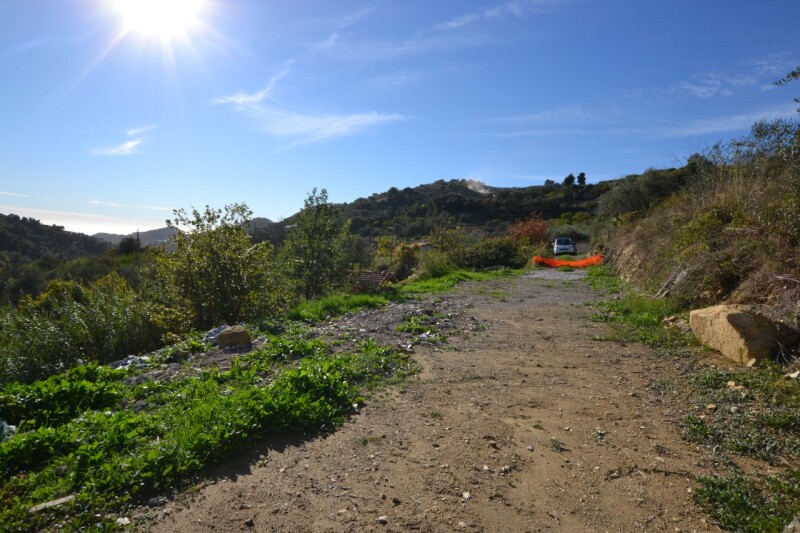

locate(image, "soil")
(139, 273), (725, 532)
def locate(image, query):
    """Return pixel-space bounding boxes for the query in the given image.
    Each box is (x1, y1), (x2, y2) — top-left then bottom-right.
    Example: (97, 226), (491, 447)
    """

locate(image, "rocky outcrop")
(217, 326), (252, 348)
(689, 305), (779, 364)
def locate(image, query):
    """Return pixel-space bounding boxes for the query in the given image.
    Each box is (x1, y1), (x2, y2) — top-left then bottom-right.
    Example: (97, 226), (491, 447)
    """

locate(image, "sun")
(112, 0), (207, 41)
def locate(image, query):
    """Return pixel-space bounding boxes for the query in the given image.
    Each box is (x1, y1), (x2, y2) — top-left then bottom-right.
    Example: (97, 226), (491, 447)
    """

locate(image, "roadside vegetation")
(600, 119), (800, 333)
(0, 335), (416, 530)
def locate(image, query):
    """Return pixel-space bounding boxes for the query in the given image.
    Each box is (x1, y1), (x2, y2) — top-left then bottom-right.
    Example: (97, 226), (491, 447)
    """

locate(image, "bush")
(280, 189), (351, 299)
(462, 236), (528, 269)
(508, 212), (548, 245)
(0, 274), (162, 385)
(416, 250), (455, 279)
(150, 204), (286, 333)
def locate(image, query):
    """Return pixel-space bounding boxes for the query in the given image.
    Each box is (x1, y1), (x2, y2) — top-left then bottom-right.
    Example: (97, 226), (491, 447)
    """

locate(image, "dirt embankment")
(141, 274), (723, 532)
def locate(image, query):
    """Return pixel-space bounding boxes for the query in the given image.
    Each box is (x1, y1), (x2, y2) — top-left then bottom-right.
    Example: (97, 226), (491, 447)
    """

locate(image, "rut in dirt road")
(143, 274), (718, 532)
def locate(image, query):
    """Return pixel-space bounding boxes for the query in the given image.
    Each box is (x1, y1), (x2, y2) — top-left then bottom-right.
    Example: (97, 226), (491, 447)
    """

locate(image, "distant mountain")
(93, 227), (177, 246)
(0, 213), (109, 261)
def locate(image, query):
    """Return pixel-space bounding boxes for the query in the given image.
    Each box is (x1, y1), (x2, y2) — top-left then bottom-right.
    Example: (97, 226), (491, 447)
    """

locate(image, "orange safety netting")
(531, 255), (604, 268)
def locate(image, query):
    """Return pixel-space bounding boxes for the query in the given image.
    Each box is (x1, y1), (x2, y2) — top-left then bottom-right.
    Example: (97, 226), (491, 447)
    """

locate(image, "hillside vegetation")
(603, 119), (800, 337)
(253, 176), (607, 243)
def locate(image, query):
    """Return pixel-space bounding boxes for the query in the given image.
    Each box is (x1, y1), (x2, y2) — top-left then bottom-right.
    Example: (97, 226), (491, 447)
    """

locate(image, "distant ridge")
(93, 227), (177, 246)
(0, 212), (110, 260)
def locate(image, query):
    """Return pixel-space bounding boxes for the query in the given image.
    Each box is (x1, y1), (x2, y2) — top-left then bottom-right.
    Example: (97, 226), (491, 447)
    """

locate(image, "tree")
(775, 66), (800, 111)
(151, 203), (279, 332)
(563, 174), (575, 187)
(576, 172), (586, 186)
(118, 233), (142, 254)
(281, 189), (351, 299)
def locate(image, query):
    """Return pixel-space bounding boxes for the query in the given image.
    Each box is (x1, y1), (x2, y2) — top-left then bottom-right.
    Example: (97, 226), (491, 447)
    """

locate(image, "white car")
(553, 237), (577, 255)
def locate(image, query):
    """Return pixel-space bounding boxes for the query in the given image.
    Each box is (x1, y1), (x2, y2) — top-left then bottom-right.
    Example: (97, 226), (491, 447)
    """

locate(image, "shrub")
(462, 236), (528, 269)
(508, 212), (548, 245)
(280, 189), (351, 299)
(416, 250), (455, 279)
(0, 274), (162, 385)
(149, 204), (285, 333)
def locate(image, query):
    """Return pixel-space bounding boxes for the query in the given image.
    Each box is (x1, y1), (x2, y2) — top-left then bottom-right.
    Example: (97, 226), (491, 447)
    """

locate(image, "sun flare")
(113, 0), (207, 40)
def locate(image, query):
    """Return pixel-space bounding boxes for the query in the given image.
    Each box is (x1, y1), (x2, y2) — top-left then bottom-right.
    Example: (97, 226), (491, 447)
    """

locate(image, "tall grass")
(0, 273), (162, 386)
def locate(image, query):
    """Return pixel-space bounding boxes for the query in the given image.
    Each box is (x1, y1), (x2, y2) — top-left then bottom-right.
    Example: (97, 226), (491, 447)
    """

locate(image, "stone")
(662, 315), (690, 333)
(217, 326), (252, 348)
(689, 305), (778, 364)
(378, 515), (389, 525)
(784, 516), (800, 532)
(28, 494), (75, 514)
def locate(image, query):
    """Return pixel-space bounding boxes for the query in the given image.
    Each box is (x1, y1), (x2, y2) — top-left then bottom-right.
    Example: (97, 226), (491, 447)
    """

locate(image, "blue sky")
(0, 0), (798, 235)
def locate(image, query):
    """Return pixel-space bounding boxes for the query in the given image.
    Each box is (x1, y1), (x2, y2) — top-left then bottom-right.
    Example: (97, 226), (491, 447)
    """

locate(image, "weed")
(549, 437), (567, 452)
(680, 367), (800, 463)
(289, 293), (389, 323)
(695, 470), (800, 533)
(400, 268), (520, 294)
(585, 265), (624, 294)
(429, 411), (442, 419)
(357, 434), (381, 446)
(588, 290), (693, 349)
(0, 333), (416, 530)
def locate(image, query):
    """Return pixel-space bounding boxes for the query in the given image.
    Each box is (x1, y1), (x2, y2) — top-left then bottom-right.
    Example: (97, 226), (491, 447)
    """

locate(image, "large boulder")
(217, 325), (252, 348)
(689, 305), (778, 364)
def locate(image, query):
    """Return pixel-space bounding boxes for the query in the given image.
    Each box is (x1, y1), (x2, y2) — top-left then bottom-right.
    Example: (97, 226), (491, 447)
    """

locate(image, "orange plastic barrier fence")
(531, 255), (604, 268)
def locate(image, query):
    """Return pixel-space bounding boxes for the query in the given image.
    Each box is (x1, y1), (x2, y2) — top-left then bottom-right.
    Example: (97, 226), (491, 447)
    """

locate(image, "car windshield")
(555, 238), (572, 245)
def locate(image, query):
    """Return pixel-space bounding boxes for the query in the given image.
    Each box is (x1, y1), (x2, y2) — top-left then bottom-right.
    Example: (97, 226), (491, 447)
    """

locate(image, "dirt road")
(144, 274), (720, 532)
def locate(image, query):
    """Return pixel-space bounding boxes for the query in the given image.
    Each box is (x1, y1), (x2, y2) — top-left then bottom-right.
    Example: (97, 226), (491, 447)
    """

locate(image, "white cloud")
(487, 127), (589, 138)
(496, 105), (596, 123)
(88, 200), (123, 208)
(215, 62), (294, 107)
(217, 62), (407, 147)
(250, 106), (407, 148)
(90, 124), (158, 157)
(655, 106), (799, 138)
(88, 200), (173, 212)
(438, 0), (564, 30)
(336, 7), (376, 29)
(125, 124), (157, 137)
(368, 70), (422, 92)
(90, 138), (142, 157)
(0, 191), (29, 198)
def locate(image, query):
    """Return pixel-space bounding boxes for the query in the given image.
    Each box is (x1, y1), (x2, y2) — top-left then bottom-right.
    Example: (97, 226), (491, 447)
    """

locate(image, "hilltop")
(0, 213), (109, 262)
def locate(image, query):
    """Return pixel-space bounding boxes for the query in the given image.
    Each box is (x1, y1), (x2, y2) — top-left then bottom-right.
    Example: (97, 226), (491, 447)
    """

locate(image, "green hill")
(0, 213), (109, 262)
